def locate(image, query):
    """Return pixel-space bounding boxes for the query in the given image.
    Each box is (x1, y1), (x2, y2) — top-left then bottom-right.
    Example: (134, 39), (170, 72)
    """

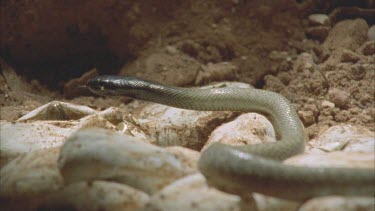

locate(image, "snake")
(87, 75), (374, 200)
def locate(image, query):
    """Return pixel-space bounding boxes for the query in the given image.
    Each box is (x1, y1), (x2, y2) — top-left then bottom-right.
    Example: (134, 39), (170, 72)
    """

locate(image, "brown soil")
(1, 0), (374, 138)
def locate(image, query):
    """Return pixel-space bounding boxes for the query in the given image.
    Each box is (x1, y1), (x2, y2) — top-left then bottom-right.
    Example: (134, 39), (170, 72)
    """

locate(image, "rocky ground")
(0, 0), (374, 211)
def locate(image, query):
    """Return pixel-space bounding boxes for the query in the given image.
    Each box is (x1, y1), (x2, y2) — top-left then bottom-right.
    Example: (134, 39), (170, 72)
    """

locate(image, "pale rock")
(1, 105), (149, 165)
(253, 150), (373, 210)
(285, 151), (374, 169)
(97, 107), (149, 141)
(58, 128), (197, 194)
(306, 125), (374, 153)
(284, 148), (374, 211)
(299, 196), (374, 211)
(0, 147), (62, 197)
(17, 101), (96, 121)
(0, 148), (63, 210)
(165, 146), (200, 171)
(0, 121), (71, 165)
(145, 173), (257, 211)
(283, 124), (374, 209)
(202, 113), (276, 151)
(136, 104), (236, 150)
(44, 181), (150, 211)
(253, 194), (301, 211)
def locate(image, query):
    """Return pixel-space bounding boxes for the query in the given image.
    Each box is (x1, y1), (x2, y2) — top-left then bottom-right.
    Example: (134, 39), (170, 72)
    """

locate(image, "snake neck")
(130, 85), (305, 160)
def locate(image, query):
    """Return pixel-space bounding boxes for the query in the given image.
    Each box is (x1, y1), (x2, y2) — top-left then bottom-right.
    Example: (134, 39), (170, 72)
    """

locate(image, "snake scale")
(87, 75), (374, 200)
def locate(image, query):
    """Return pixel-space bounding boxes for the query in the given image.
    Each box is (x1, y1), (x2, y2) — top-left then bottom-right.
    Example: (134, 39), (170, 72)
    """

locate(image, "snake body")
(87, 75), (374, 200)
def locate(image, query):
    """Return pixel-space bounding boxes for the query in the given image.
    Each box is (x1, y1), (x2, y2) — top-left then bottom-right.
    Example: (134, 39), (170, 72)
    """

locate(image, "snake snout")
(87, 75), (145, 97)
(87, 76), (114, 95)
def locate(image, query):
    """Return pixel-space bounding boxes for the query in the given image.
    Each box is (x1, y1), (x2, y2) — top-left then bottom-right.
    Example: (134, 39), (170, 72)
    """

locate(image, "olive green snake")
(87, 75), (374, 200)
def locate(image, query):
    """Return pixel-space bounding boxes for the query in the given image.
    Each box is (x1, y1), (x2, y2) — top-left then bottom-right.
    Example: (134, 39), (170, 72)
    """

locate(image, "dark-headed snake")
(87, 75), (374, 200)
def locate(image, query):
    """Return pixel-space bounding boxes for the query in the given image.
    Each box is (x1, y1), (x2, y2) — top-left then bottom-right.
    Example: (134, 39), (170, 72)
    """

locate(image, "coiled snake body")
(87, 75), (374, 200)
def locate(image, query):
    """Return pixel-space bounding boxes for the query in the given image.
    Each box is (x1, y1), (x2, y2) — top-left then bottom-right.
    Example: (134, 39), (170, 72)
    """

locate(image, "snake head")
(87, 75), (151, 98)
(87, 75), (115, 96)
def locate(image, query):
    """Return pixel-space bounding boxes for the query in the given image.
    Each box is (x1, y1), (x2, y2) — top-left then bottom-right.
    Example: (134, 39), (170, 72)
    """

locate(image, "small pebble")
(340, 49), (360, 63)
(304, 61), (314, 70)
(298, 110), (315, 127)
(335, 110), (350, 122)
(328, 88), (350, 109)
(295, 53), (315, 72)
(304, 104), (319, 117)
(308, 14), (330, 26)
(305, 26), (330, 42)
(165, 46), (178, 54)
(321, 100), (335, 108)
(361, 41), (375, 56)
